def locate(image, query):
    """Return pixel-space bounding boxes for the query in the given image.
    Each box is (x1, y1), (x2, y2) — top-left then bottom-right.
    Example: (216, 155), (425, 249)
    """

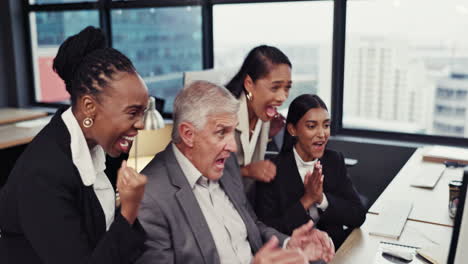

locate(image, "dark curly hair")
(53, 26), (136, 105)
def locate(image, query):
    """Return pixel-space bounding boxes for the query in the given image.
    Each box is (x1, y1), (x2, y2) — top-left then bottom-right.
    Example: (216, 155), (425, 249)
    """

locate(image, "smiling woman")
(0, 26), (148, 264)
(255, 94), (367, 249)
(225, 45), (292, 206)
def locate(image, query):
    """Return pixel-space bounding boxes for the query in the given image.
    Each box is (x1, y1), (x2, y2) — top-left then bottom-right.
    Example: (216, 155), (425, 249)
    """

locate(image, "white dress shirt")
(62, 108), (115, 230)
(172, 144), (252, 264)
(293, 146), (329, 222)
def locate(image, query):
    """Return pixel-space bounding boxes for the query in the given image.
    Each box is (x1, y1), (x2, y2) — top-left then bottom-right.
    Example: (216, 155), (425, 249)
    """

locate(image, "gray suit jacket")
(136, 144), (287, 264)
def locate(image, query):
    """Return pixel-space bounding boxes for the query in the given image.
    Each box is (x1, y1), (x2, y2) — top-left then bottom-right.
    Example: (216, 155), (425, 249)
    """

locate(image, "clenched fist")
(117, 160), (147, 224)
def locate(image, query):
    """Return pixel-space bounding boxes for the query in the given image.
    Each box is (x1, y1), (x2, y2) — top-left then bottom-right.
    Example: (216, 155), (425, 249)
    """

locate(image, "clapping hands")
(287, 220), (335, 263)
(300, 161), (324, 210)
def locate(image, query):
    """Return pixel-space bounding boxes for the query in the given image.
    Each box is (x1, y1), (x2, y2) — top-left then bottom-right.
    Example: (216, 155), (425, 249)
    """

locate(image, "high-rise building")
(33, 5), (202, 113)
(343, 36), (428, 133)
(433, 67), (468, 137)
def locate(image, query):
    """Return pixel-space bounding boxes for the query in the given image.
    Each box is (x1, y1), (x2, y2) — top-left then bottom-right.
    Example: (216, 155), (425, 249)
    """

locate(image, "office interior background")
(1, 0), (468, 206)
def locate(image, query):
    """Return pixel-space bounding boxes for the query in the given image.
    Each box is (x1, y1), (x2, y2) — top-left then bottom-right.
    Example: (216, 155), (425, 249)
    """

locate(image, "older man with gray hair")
(136, 81), (334, 264)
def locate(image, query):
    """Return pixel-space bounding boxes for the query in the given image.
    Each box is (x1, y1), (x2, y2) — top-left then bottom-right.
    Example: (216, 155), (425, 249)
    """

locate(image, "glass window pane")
(30, 0), (96, 4)
(345, 0), (468, 138)
(112, 7), (203, 114)
(213, 2), (334, 116)
(30, 11), (99, 103)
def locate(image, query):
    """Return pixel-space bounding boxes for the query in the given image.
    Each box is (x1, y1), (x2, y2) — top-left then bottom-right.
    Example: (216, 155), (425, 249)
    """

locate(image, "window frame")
(330, 0), (468, 147)
(25, 0), (209, 118)
(22, 0), (468, 146)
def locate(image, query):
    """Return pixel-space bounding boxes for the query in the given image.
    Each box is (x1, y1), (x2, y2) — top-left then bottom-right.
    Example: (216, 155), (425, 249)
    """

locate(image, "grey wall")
(0, 0), (32, 108)
(0, 0), (12, 107)
(327, 138), (416, 209)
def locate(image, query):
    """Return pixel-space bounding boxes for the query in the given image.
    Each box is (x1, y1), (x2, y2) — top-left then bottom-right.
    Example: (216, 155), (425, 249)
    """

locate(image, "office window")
(213, 1), (333, 116)
(30, 11), (99, 103)
(112, 7), (203, 113)
(344, 0), (468, 138)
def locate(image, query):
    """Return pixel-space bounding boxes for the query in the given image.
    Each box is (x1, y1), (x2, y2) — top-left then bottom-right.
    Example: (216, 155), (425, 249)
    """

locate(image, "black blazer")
(255, 149), (366, 247)
(0, 108), (145, 264)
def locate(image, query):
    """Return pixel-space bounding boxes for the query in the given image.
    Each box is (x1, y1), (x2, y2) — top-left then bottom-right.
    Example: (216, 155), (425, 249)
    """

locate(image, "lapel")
(256, 121), (270, 161)
(318, 150), (332, 191)
(163, 146), (220, 264)
(218, 160), (262, 252)
(279, 151), (306, 198)
(48, 108), (107, 248)
(236, 93), (250, 164)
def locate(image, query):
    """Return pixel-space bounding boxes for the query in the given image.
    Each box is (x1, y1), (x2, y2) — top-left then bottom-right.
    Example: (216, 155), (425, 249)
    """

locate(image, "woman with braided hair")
(0, 26), (148, 264)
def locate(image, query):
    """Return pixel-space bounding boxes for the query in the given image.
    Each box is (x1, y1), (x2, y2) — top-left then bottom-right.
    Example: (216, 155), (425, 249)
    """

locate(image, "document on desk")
(369, 200), (413, 239)
(410, 162), (445, 189)
(374, 241), (428, 264)
(422, 145), (468, 165)
(416, 245), (448, 264)
(14, 116), (51, 128)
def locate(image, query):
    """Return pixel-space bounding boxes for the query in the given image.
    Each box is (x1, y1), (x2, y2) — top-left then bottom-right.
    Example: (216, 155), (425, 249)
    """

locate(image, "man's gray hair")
(172, 80), (240, 144)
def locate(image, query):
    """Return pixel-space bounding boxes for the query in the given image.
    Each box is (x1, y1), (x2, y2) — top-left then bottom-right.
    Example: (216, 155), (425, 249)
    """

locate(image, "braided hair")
(225, 45), (291, 98)
(53, 26), (136, 105)
(282, 94), (328, 153)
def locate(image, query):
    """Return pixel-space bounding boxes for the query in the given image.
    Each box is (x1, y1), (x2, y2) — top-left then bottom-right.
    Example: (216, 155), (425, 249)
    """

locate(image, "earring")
(246, 91), (253, 101)
(83, 117), (94, 128)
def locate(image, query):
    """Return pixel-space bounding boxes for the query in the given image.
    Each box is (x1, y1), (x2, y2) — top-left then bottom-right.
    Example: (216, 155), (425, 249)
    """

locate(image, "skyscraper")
(33, 5), (203, 112)
(433, 67), (468, 137)
(343, 36), (428, 133)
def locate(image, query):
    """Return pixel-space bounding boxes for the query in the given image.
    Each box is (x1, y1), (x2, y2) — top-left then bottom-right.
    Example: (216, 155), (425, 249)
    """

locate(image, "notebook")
(416, 245), (448, 264)
(422, 145), (468, 165)
(374, 241), (428, 264)
(369, 200), (413, 239)
(410, 162), (446, 189)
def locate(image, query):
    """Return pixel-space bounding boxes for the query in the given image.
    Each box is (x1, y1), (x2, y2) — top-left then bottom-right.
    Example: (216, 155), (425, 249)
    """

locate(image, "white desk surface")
(0, 117), (50, 149)
(331, 213), (453, 264)
(0, 108), (47, 125)
(369, 147), (463, 227)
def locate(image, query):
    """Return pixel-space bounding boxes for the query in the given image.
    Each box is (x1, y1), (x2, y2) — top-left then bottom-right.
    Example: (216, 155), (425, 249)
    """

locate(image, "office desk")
(331, 213), (452, 264)
(128, 156), (154, 172)
(369, 147), (463, 227)
(0, 113), (50, 187)
(0, 117), (50, 149)
(0, 108), (47, 125)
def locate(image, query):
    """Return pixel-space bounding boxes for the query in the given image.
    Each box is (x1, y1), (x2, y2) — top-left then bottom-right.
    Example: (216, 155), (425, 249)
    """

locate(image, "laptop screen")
(448, 168), (468, 264)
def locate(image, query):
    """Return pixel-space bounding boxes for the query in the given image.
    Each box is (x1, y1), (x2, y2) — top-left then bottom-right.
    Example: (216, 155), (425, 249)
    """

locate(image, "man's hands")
(287, 220), (335, 263)
(253, 236), (307, 264)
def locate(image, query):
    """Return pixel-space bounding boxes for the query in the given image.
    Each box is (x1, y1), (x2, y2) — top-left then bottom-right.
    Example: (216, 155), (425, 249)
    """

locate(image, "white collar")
(236, 91), (251, 134)
(293, 145), (317, 168)
(61, 108), (106, 186)
(237, 91), (263, 133)
(172, 143), (208, 189)
(237, 92), (263, 162)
